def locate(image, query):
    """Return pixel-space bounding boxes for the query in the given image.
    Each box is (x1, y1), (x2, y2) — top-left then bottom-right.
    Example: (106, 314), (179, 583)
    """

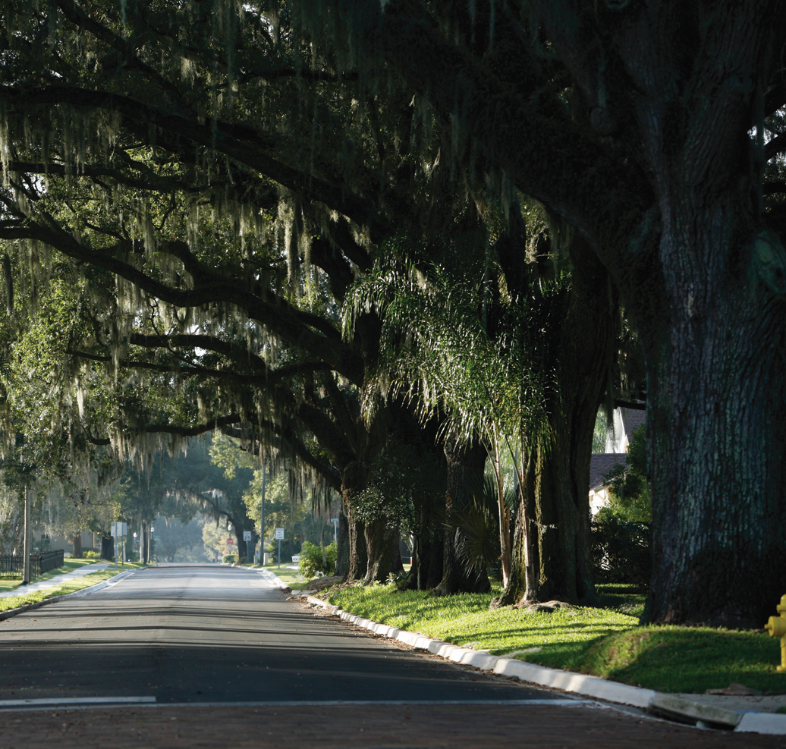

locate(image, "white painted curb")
(299, 594), (782, 735)
(254, 568), (292, 591)
(736, 712), (786, 734)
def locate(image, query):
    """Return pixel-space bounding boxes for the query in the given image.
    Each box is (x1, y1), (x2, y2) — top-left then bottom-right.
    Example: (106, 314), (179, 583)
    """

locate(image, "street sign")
(243, 531), (252, 541)
(111, 522), (127, 537)
(227, 538), (234, 545)
(330, 518), (339, 523)
(275, 528), (285, 540)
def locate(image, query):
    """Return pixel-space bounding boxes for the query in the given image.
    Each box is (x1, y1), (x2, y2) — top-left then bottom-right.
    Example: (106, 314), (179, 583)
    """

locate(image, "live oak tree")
(0, 0), (627, 597)
(0, 0), (500, 587)
(301, 0), (786, 627)
(0, 1), (438, 585)
(10, 0), (776, 623)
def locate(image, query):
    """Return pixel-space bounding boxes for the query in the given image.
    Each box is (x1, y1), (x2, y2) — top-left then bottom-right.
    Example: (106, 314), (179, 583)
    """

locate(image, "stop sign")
(227, 538), (234, 545)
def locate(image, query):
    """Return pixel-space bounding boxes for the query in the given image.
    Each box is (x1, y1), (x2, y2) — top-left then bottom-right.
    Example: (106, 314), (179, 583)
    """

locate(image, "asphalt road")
(0, 565), (556, 705)
(0, 566), (774, 748)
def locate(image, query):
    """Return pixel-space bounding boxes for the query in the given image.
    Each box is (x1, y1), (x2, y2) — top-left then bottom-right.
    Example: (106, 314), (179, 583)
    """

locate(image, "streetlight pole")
(259, 464), (266, 565)
(22, 487), (31, 585)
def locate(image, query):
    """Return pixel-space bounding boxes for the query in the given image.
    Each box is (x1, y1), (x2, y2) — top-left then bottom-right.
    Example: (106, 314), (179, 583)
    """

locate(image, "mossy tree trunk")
(335, 512), (350, 578)
(639, 197), (786, 627)
(431, 439), (490, 596)
(72, 533), (82, 559)
(354, 0), (786, 626)
(500, 243), (617, 606)
(363, 519), (399, 583)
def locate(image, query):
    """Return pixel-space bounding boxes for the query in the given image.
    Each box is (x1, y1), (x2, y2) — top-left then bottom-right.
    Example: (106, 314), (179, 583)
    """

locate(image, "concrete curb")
(0, 569), (138, 622)
(299, 594), (783, 736)
(253, 567), (292, 592)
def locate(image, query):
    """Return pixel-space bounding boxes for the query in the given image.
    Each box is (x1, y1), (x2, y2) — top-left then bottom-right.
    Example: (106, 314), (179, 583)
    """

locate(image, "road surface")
(0, 565), (773, 748)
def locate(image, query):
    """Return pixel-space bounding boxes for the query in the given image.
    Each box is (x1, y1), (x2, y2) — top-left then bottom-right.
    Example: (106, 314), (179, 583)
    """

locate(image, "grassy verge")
(326, 583), (785, 695)
(0, 563), (143, 613)
(0, 558), (103, 593)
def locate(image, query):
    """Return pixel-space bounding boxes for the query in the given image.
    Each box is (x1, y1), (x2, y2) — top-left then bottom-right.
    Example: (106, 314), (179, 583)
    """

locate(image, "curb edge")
(298, 594), (781, 736)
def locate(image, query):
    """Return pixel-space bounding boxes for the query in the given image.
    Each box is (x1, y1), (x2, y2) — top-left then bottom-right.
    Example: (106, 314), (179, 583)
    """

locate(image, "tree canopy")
(0, 0), (784, 626)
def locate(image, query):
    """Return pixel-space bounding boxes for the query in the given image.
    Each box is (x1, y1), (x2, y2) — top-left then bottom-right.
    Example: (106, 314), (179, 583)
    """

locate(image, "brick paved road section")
(0, 704), (780, 749)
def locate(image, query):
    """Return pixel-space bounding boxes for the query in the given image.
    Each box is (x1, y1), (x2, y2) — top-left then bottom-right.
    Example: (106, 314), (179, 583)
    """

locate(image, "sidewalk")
(0, 562), (109, 599)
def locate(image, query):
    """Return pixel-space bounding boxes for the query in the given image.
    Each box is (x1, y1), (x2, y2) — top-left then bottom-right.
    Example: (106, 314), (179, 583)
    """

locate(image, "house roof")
(589, 453), (628, 491)
(619, 407), (646, 442)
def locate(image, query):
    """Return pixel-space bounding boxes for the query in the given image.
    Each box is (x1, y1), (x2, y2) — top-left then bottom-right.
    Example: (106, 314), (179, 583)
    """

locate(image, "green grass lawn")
(0, 558), (103, 593)
(326, 583), (786, 695)
(0, 562), (143, 613)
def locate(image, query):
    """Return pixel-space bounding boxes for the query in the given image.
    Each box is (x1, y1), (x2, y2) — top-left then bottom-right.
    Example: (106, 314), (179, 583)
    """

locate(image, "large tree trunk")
(72, 532), (82, 559)
(406, 490), (445, 590)
(335, 512), (350, 578)
(500, 241), (616, 606)
(432, 439), (490, 596)
(638, 198), (786, 628)
(363, 520), (399, 583)
(341, 460), (369, 581)
(236, 533), (248, 563)
(101, 534), (114, 561)
(142, 522), (150, 564)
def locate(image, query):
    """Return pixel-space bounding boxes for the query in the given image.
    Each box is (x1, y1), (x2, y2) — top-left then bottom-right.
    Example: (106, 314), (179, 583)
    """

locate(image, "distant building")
(31, 530), (97, 555)
(589, 407), (646, 516)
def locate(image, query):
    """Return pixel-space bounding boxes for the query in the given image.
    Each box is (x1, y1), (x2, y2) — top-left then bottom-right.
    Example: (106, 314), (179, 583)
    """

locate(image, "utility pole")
(22, 487), (31, 585)
(259, 464), (266, 565)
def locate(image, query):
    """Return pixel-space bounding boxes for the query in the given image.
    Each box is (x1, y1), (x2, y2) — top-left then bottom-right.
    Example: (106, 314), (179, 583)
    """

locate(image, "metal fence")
(0, 549), (65, 578)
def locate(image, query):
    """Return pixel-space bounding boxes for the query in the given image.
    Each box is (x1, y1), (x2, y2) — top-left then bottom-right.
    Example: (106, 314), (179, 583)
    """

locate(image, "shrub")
(590, 517), (651, 588)
(83, 550), (101, 559)
(222, 554), (236, 564)
(299, 541), (337, 579)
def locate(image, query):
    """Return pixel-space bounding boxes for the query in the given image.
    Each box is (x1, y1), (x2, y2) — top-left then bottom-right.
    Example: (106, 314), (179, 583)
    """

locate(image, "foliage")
(447, 474), (507, 575)
(241, 469), (304, 551)
(298, 540), (337, 578)
(223, 555), (236, 564)
(210, 434), (257, 482)
(349, 436), (444, 535)
(591, 410), (610, 453)
(151, 514), (208, 563)
(344, 254), (561, 589)
(203, 520), (236, 562)
(590, 517), (651, 589)
(599, 426), (651, 522)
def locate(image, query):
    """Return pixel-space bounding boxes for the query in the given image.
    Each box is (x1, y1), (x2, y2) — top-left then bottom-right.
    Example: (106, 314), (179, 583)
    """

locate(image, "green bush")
(590, 517), (651, 588)
(83, 550), (101, 559)
(222, 554), (236, 564)
(299, 541), (337, 579)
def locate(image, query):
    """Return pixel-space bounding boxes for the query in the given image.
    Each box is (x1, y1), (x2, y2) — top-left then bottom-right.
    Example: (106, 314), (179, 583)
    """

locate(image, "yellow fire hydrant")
(765, 595), (786, 672)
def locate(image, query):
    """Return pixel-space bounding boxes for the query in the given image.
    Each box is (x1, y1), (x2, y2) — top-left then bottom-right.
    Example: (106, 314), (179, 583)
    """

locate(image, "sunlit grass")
(327, 583), (786, 694)
(0, 558), (101, 593)
(0, 564), (141, 613)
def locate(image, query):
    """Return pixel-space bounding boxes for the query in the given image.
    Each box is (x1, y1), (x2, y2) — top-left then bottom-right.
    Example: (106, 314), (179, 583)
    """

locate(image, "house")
(32, 530), (98, 555)
(589, 406), (646, 516)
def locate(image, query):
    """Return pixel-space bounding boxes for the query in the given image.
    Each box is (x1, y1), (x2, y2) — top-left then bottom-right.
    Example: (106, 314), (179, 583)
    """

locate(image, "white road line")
(161, 699), (592, 708)
(0, 696), (156, 707)
(0, 698), (586, 712)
